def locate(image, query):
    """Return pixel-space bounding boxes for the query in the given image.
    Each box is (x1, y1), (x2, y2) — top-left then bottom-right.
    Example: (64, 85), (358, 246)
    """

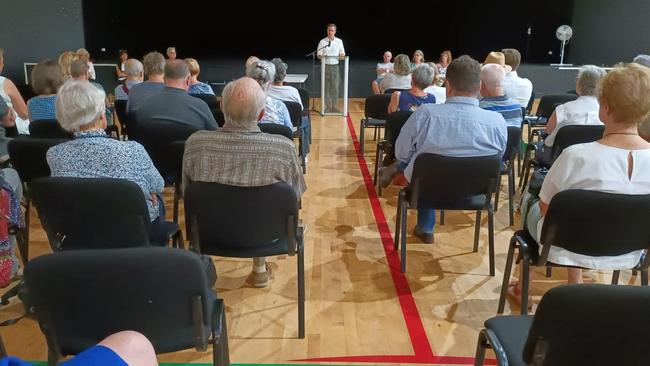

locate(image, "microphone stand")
(306, 43), (330, 112)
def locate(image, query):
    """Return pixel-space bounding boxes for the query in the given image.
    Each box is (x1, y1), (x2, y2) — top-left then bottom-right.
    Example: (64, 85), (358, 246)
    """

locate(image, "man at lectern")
(317, 23), (345, 113)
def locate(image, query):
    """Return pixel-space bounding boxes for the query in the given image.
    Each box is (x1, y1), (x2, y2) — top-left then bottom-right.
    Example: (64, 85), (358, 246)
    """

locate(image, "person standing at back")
(317, 23), (345, 113)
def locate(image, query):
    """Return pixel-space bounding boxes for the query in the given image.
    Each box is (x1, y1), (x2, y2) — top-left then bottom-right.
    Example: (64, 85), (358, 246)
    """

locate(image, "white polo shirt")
(503, 71), (533, 108)
(317, 37), (345, 65)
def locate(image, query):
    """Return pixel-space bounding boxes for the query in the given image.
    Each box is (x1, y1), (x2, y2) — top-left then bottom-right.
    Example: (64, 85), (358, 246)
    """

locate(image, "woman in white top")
(76, 48), (96, 80)
(423, 62), (446, 104)
(379, 54), (412, 93)
(0, 49), (29, 133)
(509, 63), (650, 304)
(267, 58), (303, 108)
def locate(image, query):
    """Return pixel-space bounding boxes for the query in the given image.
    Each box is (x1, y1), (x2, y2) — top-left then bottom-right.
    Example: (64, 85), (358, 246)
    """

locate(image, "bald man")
(479, 63), (522, 128)
(183, 77), (306, 288)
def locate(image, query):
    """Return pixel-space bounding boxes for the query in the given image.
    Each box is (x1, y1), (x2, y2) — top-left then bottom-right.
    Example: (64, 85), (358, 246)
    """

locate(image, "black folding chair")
(114, 99), (129, 137)
(297, 88), (311, 142)
(519, 124), (604, 190)
(185, 181), (305, 338)
(190, 93), (224, 127)
(374, 110), (412, 196)
(494, 126), (522, 227)
(259, 123), (294, 140)
(477, 284), (650, 366)
(22, 247), (229, 366)
(359, 94), (391, 156)
(394, 153), (501, 274)
(29, 177), (183, 250)
(283, 101), (307, 174)
(497, 190), (650, 315)
(28, 120), (73, 139)
(383, 88), (409, 94)
(8, 138), (68, 263)
(524, 93), (577, 143)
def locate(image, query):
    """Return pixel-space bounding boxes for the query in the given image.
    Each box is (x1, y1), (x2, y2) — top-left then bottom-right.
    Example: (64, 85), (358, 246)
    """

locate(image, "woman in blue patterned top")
(185, 58), (215, 95)
(246, 60), (293, 130)
(27, 59), (63, 121)
(46, 80), (167, 245)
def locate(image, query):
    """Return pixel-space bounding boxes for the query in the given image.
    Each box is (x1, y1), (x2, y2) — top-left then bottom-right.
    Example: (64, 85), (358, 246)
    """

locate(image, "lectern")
(320, 56), (349, 116)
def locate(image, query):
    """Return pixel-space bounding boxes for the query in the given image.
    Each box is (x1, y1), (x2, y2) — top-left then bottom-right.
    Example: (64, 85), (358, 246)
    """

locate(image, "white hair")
(480, 63), (506, 88)
(55, 80), (106, 132)
(125, 59), (143, 77)
(577, 65), (606, 96)
(245, 60), (275, 91)
(412, 64), (434, 89)
(221, 77), (266, 129)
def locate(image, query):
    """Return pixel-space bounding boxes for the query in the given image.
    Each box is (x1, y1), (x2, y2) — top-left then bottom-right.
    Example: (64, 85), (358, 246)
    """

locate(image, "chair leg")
(546, 267), (552, 278)
(173, 182), (180, 223)
(520, 162), (532, 195)
(394, 194), (402, 252)
(497, 236), (518, 314)
(18, 198), (31, 265)
(400, 203), (408, 273)
(47, 347), (60, 366)
(298, 241), (305, 338)
(488, 209), (495, 277)
(474, 329), (488, 366)
(373, 126), (378, 141)
(508, 164), (515, 227)
(473, 210), (482, 253)
(518, 149), (530, 188)
(212, 299), (230, 366)
(359, 120), (366, 156)
(611, 270), (620, 285)
(494, 173), (501, 212)
(521, 258), (531, 315)
(373, 141), (383, 185)
(440, 209), (445, 225)
(642, 270), (649, 286)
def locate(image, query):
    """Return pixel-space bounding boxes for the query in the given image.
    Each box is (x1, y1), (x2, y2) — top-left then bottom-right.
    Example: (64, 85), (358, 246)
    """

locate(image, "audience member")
(116, 49), (128, 81)
(166, 47), (177, 61)
(70, 60), (112, 121)
(381, 55), (507, 243)
(246, 60), (293, 129)
(509, 63), (650, 302)
(183, 77), (306, 288)
(0, 49), (29, 133)
(0, 98), (16, 161)
(371, 51), (394, 94)
(76, 48), (96, 80)
(136, 60), (217, 131)
(537, 65), (605, 165)
(114, 59), (144, 101)
(47, 80), (168, 245)
(501, 48), (533, 108)
(185, 58), (214, 95)
(245, 56), (260, 74)
(411, 50), (425, 70)
(127, 52), (165, 113)
(267, 58), (303, 108)
(388, 64), (436, 113)
(632, 56), (650, 141)
(632, 54), (650, 68)
(479, 63), (522, 127)
(379, 54), (412, 93)
(27, 59), (63, 121)
(58, 51), (79, 80)
(423, 62), (446, 104)
(436, 50), (452, 81)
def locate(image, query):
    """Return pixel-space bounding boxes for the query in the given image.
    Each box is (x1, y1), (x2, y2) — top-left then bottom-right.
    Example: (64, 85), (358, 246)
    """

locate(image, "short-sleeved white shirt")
(538, 142), (650, 269)
(376, 62), (394, 77)
(502, 71), (533, 108)
(317, 37), (345, 65)
(544, 95), (603, 146)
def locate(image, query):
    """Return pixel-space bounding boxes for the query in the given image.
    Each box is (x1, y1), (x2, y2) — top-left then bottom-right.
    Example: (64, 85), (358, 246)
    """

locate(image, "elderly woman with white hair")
(76, 48), (96, 80)
(46, 80), (168, 245)
(387, 64), (436, 114)
(537, 65), (606, 165)
(246, 60), (293, 129)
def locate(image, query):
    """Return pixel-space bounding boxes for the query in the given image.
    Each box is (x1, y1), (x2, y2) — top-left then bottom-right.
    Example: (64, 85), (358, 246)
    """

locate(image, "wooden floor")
(0, 99), (642, 365)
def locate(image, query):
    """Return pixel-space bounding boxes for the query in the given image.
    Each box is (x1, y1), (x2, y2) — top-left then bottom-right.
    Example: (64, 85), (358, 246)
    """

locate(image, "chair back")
(550, 124), (604, 163)
(505, 126), (522, 161)
(523, 284), (650, 365)
(364, 94), (392, 121)
(190, 93), (223, 126)
(539, 190), (650, 259)
(385, 110), (413, 145)
(536, 93), (577, 119)
(185, 182), (298, 257)
(23, 247), (215, 355)
(525, 90), (535, 114)
(409, 153), (501, 206)
(8, 138), (67, 184)
(114, 99), (129, 132)
(28, 120), (73, 139)
(297, 88), (310, 112)
(135, 120), (199, 178)
(259, 123), (294, 140)
(29, 177), (152, 250)
(283, 101), (302, 128)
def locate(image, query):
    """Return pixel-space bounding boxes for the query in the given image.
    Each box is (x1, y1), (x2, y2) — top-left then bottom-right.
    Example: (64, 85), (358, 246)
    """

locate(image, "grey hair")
(577, 65), (606, 96)
(245, 60), (275, 90)
(393, 54), (411, 75)
(56, 80), (106, 132)
(480, 63), (506, 88)
(164, 59), (190, 80)
(76, 48), (89, 57)
(142, 52), (165, 77)
(271, 58), (287, 83)
(221, 77), (266, 129)
(69, 59), (89, 78)
(412, 64), (434, 89)
(125, 58), (143, 77)
(633, 54), (650, 68)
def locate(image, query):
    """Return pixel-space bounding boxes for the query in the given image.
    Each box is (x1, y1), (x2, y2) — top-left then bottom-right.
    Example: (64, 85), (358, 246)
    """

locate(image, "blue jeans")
(397, 161), (436, 233)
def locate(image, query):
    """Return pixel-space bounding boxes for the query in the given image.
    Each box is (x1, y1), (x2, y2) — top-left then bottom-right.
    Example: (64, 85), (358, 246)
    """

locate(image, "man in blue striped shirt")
(479, 63), (523, 128)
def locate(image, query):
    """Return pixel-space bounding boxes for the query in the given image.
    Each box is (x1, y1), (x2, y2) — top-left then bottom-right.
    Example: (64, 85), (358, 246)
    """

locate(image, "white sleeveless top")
(0, 76), (12, 107)
(0, 75), (31, 134)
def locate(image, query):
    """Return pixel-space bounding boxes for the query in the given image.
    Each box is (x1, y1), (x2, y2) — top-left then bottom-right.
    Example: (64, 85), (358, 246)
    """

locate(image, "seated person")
(267, 58), (303, 108)
(47, 80), (168, 245)
(387, 64), (436, 113)
(509, 63), (650, 303)
(435, 50), (452, 84)
(245, 60), (293, 130)
(76, 48), (96, 80)
(70, 60), (112, 122)
(479, 63), (522, 128)
(115, 49), (129, 81)
(423, 62), (446, 104)
(114, 58), (143, 101)
(538, 65), (605, 165)
(380, 56), (507, 243)
(0, 49), (29, 134)
(0, 98), (16, 161)
(501, 48), (533, 108)
(185, 58), (215, 95)
(372, 51), (393, 94)
(27, 59), (63, 121)
(410, 49), (424, 70)
(127, 52), (166, 113)
(1, 330), (158, 366)
(136, 60), (218, 131)
(379, 54), (412, 93)
(183, 77), (306, 288)
(631, 55), (650, 141)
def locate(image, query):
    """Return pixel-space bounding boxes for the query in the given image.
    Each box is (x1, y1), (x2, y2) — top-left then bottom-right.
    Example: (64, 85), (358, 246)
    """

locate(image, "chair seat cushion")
(363, 118), (386, 127)
(418, 195), (489, 210)
(484, 315), (534, 366)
